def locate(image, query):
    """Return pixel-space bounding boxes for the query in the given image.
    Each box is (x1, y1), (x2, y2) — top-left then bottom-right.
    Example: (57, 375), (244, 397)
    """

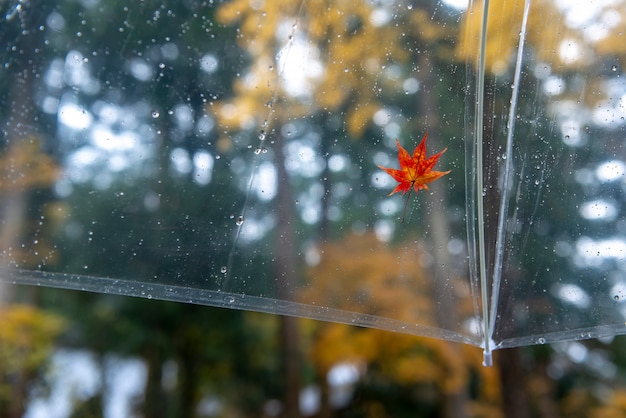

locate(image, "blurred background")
(3, 0), (626, 416)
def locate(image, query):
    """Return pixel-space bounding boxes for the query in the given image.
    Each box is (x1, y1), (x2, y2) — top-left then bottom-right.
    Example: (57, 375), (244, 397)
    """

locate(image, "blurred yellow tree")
(590, 388), (626, 418)
(301, 232), (501, 417)
(0, 138), (63, 417)
(213, 2), (469, 416)
(560, 380), (626, 418)
(458, 0), (626, 106)
(0, 137), (62, 270)
(596, 8), (626, 57)
(0, 304), (66, 418)
(0, 138), (59, 192)
(458, 0), (565, 75)
(214, 0), (457, 139)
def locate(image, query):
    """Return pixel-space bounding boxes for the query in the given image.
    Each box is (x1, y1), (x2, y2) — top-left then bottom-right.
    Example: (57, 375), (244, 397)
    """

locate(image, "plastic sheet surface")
(2, 0), (626, 356)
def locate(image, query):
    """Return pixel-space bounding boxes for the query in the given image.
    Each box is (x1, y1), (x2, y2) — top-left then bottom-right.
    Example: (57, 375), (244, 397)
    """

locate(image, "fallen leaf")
(378, 132), (451, 222)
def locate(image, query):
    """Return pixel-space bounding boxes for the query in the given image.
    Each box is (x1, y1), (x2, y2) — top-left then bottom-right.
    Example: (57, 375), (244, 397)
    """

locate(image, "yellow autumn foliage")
(0, 304), (65, 372)
(301, 232), (501, 412)
(0, 137), (60, 193)
(459, 0), (626, 75)
(214, 0), (456, 138)
(589, 388), (626, 418)
(584, 1), (626, 58)
(0, 137), (63, 269)
(301, 232), (435, 321)
(458, 0), (565, 74)
(0, 304), (66, 413)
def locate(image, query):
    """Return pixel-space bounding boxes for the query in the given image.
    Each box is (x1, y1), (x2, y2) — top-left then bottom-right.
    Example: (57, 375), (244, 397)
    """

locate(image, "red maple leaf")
(377, 132), (451, 222)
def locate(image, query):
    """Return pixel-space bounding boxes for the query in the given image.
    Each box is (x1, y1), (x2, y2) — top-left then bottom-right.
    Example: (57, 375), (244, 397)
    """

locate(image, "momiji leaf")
(378, 132), (451, 222)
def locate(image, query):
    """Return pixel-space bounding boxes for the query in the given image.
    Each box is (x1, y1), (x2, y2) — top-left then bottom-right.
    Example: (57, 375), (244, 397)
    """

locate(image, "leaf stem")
(401, 187), (412, 223)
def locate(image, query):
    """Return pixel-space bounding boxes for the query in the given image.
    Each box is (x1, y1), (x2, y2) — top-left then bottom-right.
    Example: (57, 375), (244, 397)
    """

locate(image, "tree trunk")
(418, 53), (470, 418)
(0, 4), (47, 306)
(274, 131), (302, 418)
(496, 348), (530, 418)
(143, 346), (167, 418)
(178, 332), (200, 418)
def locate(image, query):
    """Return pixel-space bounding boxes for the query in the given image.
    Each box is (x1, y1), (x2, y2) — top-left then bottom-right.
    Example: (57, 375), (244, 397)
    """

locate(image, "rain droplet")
(259, 130), (266, 141)
(254, 148), (262, 155)
(151, 111), (160, 118)
(612, 65), (618, 72)
(537, 337), (546, 344)
(220, 266), (228, 274)
(615, 295), (621, 301)
(236, 216), (244, 225)
(224, 295), (235, 304)
(5, 4), (22, 21)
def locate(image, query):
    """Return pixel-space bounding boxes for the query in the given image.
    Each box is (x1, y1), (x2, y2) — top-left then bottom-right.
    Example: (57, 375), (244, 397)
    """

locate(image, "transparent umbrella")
(1, 0), (626, 367)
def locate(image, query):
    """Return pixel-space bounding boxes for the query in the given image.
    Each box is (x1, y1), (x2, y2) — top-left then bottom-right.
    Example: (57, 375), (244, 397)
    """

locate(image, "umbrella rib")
(489, 0), (533, 345)
(475, 0), (493, 367)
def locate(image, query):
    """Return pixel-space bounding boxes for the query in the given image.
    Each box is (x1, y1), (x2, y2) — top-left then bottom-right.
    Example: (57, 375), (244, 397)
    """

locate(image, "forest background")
(2, 0), (626, 417)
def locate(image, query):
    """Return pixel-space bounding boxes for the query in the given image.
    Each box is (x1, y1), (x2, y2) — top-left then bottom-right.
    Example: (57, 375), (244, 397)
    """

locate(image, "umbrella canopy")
(1, 0), (626, 367)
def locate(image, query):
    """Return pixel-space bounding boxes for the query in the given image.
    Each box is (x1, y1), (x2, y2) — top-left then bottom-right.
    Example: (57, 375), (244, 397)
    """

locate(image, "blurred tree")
(302, 232), (501, 417)
(0, 0), (58, 304)
(458, 1), (626, 417)
(60, 297), (281, 418)
(458, 0), (578, 75)
(597, 6), (626, 58)
(214, 1), (467, 415)
(0, 5), (68, 414)
(9, 0), (626, 417)
(0, 304), (65, 418)
(23, 0), (281, 416)
(0, 138), (61, 270)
